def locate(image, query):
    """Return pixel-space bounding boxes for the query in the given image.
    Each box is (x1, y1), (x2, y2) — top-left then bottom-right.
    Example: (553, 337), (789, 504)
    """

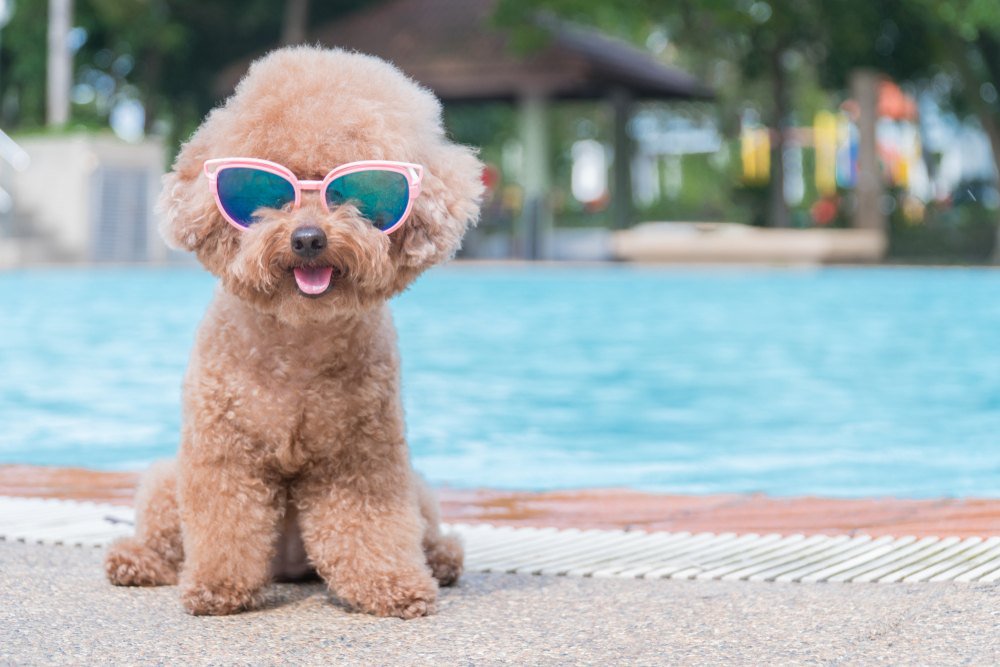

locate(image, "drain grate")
(2, 496), (998, 583)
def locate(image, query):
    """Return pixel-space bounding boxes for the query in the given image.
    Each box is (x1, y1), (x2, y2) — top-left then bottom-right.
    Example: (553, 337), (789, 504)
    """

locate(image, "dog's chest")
(230, 365), (359, 474)
(190, 308), (399, 474)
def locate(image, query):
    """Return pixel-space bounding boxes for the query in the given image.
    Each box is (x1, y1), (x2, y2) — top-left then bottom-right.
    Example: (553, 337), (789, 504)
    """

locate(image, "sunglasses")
(203, 158), (424, 234)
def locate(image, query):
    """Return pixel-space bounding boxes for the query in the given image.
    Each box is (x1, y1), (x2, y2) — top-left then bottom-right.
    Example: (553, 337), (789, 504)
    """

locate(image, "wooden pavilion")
(216, 0), (712, 258)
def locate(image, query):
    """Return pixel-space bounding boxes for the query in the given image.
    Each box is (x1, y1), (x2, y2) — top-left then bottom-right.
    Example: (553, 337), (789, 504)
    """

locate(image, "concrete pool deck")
(2, 465), (999, 664)
(2, 465), (998, 538)
(2, 540), (998, 665)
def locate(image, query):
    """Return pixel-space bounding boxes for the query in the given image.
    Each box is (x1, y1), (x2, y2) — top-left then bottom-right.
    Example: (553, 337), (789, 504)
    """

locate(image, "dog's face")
(159, 47), (483, 325)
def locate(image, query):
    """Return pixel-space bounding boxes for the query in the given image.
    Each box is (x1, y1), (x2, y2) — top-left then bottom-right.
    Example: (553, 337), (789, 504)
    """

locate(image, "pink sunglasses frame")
(203, 157), (424, 234)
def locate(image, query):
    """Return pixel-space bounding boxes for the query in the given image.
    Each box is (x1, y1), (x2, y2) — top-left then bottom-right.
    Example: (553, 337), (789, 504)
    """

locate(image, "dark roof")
(215, 0), (713, 102)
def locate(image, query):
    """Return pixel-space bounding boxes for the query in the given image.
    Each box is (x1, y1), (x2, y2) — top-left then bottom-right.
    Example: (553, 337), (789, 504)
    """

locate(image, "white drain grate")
(0, 496), (136, 546)
(2, 496), (998, 583)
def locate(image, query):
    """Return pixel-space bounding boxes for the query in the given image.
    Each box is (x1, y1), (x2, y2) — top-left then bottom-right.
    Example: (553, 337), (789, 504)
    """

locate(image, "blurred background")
(0, 0), (998, 498)
(1, 0), (999, 264)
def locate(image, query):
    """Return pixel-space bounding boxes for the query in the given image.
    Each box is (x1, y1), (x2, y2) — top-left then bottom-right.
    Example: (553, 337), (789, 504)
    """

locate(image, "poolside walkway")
(2, 540), (998, 665)
(2, 465), (998, 537)
(3, 466), (999, 664)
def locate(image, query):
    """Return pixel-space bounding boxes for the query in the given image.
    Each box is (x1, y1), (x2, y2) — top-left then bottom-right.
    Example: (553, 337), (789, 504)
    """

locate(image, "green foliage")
(496, 0), (846, 230)
(4, 0), (1000, 260)
(639, 150), (751, 225)
(0, 0), (368, 152)
(495, 0), (1000, 258)
(889, 203), (997, 263)
(443, 103), (518, 164)
(2, 0), (50, 129)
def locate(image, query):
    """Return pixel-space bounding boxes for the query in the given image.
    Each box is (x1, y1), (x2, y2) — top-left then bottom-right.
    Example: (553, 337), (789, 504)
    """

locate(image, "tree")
(1, 0), (367, 151)
(818, 0), (1000, 257)
(497, 0), (1000, 237)
(672, 2), (829, 229)
(496, 0), (835, 228)
(2, 0), (50, 128)
(917, 1), (1000, 183)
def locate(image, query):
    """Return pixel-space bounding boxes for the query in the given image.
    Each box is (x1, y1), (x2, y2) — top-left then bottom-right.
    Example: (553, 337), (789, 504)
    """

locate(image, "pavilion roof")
(215, 0), (713, 103)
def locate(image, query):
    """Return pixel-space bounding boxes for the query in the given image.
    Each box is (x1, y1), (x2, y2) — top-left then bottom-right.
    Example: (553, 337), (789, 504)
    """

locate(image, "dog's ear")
(156, 133), (217, 252)
(394, 141), (484, 270)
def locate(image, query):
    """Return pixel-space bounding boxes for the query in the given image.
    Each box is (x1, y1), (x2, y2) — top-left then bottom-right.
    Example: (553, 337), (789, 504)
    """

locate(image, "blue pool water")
(1, 266), (998, 498)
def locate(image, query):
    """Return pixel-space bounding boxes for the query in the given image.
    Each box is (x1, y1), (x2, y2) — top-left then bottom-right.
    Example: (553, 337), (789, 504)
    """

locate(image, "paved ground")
(2, 541), (997, 666)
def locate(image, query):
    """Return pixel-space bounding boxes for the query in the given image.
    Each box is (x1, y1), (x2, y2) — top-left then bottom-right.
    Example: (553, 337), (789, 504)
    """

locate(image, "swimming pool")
(1, 266), (998, 498)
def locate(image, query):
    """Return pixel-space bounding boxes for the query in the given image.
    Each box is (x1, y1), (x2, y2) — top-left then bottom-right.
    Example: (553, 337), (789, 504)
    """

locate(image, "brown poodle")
(104, 46), (483, 619)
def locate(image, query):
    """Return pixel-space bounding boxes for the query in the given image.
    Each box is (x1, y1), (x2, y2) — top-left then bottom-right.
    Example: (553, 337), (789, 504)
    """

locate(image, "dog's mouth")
(292, 265), (339, 298)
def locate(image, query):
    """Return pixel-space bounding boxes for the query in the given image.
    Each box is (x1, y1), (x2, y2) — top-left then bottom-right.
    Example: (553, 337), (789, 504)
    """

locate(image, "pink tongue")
(293, 266), (334, 295)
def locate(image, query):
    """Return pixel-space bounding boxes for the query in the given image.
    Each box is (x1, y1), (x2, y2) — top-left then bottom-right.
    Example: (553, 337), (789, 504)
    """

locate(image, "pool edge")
(1, 464), (997, 538)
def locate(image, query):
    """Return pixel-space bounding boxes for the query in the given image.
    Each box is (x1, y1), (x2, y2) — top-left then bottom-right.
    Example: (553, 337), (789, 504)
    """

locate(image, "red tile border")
(2, 465), (998, 537)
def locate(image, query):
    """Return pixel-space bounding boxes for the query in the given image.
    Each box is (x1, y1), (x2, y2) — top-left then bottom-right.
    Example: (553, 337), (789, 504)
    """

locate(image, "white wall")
(11, 133), (166, 262)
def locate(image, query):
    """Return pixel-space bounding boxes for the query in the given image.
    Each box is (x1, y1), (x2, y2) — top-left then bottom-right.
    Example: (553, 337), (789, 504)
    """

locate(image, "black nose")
(290, 226), (327, 259)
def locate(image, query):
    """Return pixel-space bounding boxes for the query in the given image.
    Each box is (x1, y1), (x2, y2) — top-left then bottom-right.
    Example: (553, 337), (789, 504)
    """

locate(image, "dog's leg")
(296, 469), (438, 619)
(105, 459), (183, 586)
(415, 476), (463, 586)
(177, 441), (282, 616)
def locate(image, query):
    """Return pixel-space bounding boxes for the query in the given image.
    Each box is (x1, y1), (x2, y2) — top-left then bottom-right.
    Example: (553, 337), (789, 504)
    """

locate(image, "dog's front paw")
(105, 538), (178, 587)
(380, 582), (437, 620)
(395, 595), (434, 620)
(180, 580), (261, 616)
(342, 568), (438, 619)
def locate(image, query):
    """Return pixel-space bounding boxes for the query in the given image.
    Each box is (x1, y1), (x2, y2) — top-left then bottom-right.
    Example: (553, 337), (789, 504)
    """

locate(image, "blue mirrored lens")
(326, 170), (409, 231)
(216, 167), (295, 227)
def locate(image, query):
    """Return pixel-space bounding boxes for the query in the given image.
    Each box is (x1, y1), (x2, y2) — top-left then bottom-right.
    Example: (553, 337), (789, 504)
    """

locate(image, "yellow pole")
(814, 111), (838, 196)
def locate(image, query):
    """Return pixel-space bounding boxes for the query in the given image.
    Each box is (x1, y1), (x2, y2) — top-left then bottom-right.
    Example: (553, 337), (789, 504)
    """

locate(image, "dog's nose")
(291, 226), (327, 259)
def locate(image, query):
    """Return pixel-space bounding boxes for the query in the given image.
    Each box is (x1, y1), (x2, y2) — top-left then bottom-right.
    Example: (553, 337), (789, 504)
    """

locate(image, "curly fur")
(105, 46), (483, 619)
